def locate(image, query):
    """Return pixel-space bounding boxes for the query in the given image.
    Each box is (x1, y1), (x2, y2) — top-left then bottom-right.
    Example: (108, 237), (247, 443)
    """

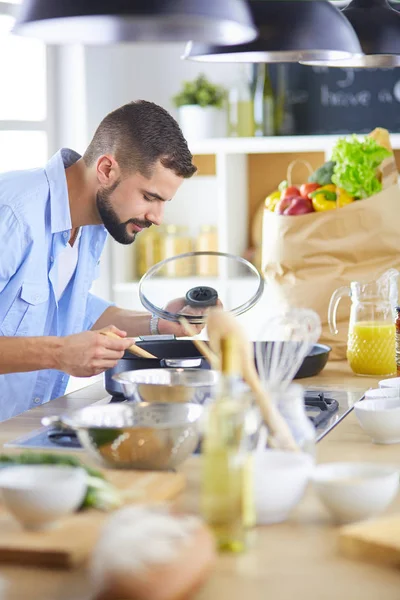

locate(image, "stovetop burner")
(304, 391), (339, 428)
(47, 429), (81, 448)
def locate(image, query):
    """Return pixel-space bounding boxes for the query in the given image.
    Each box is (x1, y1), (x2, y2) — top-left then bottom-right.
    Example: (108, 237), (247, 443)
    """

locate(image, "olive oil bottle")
(253, 63), (275, 137)
(227, 65), (255, 137)
(201, 334), (252, 552)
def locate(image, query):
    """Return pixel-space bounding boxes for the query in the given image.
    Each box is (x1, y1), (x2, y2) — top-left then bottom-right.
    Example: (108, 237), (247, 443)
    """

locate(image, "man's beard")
(96, 183), (152, 245)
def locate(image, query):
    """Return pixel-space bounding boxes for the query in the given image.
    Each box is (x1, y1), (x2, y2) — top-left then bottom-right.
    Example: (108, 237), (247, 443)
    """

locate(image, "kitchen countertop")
(0, 361), (399, 600)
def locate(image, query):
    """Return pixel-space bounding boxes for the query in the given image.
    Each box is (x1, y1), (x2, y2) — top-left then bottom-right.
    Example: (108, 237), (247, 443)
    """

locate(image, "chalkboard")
(270, 64), (400, 135)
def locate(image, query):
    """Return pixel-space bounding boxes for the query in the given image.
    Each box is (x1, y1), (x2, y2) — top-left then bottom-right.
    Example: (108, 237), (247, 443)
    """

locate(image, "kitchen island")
(0, 361), (399, 600)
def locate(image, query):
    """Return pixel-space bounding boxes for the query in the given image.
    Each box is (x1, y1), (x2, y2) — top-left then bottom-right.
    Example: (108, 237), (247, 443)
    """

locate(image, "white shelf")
(189, 134), (400, 156)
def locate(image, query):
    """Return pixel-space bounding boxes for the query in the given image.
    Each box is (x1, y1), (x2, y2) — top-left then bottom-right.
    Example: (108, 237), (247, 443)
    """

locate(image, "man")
(0, 100), (198, 420)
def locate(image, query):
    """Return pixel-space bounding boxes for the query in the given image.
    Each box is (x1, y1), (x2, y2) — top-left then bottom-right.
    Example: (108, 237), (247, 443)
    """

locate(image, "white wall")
(84, 43), (242, 137)
(56, 42), (242, 171)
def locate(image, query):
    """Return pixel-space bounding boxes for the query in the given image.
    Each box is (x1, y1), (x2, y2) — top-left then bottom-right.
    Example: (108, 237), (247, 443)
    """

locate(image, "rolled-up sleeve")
(83, 292), (114, 331)
(0, 206), (25, 293)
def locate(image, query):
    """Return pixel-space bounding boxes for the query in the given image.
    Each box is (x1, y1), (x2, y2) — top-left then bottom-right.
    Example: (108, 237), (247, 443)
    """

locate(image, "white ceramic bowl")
(253, 450), (314, 525)
(0, 465), (87, 530)
(365, 388), (400, 400)
(354, 397), (400, 444)
(312, 462), (399, 524)
(379, 377), (400, 390)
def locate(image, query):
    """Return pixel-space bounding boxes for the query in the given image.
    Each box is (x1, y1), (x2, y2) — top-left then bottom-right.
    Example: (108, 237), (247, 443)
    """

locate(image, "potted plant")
(173, 74), (227, 141)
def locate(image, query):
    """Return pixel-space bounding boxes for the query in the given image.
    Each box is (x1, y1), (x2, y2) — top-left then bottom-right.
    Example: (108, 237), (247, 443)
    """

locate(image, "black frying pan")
(105, 337), (331, 398)
(293, 343), (331, 379)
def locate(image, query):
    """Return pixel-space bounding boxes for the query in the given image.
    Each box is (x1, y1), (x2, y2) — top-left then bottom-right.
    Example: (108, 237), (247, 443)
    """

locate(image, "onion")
(90, 505), (216, 600)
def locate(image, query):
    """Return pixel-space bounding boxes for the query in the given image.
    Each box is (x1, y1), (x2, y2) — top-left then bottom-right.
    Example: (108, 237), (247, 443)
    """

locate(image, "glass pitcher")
(328, 269), (398, 376)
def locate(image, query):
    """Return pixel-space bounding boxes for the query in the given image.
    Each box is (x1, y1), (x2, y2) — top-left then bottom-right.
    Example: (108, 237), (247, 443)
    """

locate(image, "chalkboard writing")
(270, 64), (400, 135)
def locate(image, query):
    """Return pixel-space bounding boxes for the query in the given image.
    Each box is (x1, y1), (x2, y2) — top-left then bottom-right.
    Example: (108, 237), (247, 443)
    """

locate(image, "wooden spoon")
(100, 331), (157, 360)
(206, 309), (299, 452)
(178, 317), (220, 370)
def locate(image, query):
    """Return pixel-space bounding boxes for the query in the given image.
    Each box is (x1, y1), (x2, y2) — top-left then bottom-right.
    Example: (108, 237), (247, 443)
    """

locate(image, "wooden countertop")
(0, 362), (399, 600)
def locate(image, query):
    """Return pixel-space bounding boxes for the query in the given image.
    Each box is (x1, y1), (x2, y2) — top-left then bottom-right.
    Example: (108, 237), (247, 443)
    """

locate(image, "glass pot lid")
(139, 251), (264, 324)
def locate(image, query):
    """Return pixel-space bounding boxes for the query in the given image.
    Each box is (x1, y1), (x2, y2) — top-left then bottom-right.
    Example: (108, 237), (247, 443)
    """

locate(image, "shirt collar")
(44, 148), (81, 234)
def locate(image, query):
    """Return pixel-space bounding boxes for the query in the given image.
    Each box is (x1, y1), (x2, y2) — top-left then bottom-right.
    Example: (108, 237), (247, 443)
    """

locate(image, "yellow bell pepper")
(310, 184), (337, 212)
(264, 190), (281, 212)
(336, 187), (354, 207)
(310, 184), (355, 211)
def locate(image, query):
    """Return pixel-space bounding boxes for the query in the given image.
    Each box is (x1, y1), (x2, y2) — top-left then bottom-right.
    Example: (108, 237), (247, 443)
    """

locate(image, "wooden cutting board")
(0, 469), (185, 569)
(339, 514), (400, 568)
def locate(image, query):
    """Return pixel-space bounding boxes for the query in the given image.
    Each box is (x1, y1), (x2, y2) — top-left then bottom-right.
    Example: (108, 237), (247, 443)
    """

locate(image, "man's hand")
(158, 297), (222, 337)
(55, 325), (133, 377)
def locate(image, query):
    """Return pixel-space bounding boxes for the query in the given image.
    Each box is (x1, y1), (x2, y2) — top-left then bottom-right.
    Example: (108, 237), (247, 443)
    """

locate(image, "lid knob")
(185, 286), (219, 308)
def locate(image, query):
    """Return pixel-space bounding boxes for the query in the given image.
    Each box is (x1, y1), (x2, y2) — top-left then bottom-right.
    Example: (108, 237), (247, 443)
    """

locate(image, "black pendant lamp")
(13, 0), (257, 45)
(301, 0), (400, 67)
(183, 0), (362, 64)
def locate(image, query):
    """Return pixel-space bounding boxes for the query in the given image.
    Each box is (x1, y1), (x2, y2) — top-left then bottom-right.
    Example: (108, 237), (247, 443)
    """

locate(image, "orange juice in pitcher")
(328, 269), (398, 376)
(347, 321), (396, 376)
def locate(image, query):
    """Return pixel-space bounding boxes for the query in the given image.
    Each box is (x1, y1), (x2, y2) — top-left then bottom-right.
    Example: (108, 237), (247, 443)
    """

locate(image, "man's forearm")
(0, 336), (63, 374)
(92, 306), (152, 337)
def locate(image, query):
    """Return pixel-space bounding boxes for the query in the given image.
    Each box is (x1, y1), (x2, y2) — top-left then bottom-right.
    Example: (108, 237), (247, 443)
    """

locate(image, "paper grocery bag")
(261, 183), (400, 360)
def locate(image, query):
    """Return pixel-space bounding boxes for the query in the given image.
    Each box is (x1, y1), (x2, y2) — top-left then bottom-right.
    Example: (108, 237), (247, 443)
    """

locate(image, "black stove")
(44, 390), (340, 450)
(5, 387), (357, 451)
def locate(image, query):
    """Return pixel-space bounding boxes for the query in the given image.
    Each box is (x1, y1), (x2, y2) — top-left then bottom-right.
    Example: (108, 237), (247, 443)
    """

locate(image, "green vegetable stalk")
(331, 135), (391, 199)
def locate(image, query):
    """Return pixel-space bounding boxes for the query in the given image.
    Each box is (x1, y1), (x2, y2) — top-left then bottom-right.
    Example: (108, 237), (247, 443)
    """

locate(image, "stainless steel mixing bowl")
(43, 403), (203, 471)
(112, 368), (219, 404)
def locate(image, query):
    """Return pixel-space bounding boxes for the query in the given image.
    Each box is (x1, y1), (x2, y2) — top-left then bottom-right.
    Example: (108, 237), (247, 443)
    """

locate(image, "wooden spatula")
(178, 317), (220, 370)
(100, 331), (157, 360)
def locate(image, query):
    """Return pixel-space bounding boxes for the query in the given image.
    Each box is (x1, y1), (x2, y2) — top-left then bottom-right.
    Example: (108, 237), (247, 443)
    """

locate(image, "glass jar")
(159, 225), (193, 276)
(271, 384), (315, 457)
(135, 226), (161, 278)
(196, 225), (218, 276)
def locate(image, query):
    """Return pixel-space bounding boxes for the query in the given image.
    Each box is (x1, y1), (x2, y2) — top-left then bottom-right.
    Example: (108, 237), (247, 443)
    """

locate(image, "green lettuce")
(331, 135), (391, 199)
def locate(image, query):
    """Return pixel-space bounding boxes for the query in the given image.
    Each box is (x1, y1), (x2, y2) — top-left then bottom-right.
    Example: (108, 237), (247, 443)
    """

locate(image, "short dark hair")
(83, 100), (197, 179)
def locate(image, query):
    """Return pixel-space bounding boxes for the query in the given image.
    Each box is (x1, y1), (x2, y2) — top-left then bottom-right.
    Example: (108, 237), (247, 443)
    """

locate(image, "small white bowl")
(365, 388), (400, 400)
(379, 377), (400, 389)
(0, 465), (87, 530)
(312, 462), (399, 524)
(253, 450), (314, 525)
(355, 398), (400, 444)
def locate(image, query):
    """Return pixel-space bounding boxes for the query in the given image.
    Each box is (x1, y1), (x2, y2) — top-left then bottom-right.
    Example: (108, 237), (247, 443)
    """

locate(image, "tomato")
(281, 186), (300, 201)
(299, 182), (321, 199)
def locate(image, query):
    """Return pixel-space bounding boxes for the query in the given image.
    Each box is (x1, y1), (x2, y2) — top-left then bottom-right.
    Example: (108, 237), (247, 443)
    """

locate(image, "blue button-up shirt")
(0, 149), (112, 421)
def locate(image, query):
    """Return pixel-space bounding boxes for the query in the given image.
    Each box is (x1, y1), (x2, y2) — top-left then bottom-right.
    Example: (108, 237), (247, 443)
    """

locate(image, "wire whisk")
(255, 308), (322, 392)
